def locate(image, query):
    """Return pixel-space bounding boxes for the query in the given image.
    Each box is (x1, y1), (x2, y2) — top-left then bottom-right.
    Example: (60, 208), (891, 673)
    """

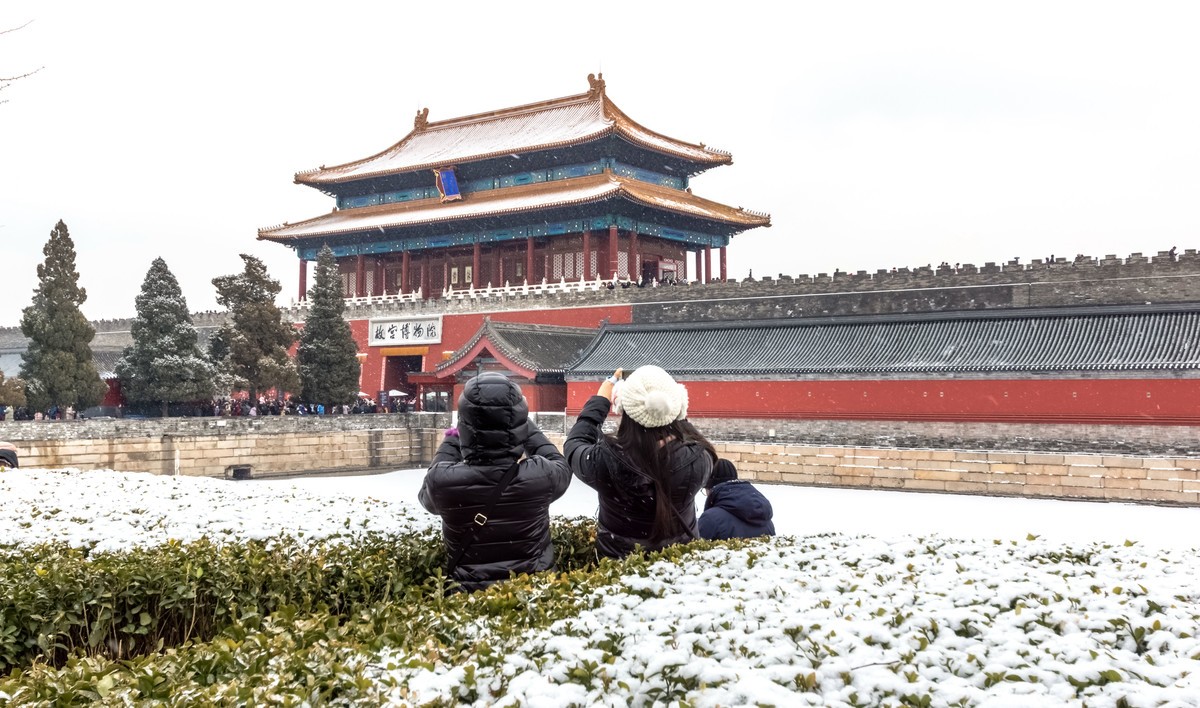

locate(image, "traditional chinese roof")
(295, 75), (732, 187)
(568, 303), (1200, 377)
(434, 320), (599, 381)
(258, 171), (770, 242)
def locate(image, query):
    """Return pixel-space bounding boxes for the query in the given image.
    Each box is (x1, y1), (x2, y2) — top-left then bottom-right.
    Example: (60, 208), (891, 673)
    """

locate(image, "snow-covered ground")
(3, 467), (1199, 705)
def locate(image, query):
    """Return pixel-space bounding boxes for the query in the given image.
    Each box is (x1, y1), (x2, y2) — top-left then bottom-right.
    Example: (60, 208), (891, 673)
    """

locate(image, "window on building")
(465, 265), (473, 284)
(451, 267), (459, 285)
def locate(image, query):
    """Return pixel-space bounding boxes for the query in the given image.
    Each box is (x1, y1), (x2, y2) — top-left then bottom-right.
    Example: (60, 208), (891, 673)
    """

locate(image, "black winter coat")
(419, 374), (571, 592)
(698, 480), (776, 540)
(564, 395), (712, 559)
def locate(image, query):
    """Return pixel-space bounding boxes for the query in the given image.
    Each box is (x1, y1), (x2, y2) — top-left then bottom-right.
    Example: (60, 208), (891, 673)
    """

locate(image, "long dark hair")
(607, 415), (717, 543)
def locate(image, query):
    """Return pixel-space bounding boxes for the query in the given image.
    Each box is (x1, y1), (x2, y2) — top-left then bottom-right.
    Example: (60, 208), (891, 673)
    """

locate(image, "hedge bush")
(0, 516), (600, 675)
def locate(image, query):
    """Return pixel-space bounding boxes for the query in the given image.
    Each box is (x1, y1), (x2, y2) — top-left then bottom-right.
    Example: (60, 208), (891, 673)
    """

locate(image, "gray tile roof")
(437, 320), (599, 377)
(568, 303), (1200, 376)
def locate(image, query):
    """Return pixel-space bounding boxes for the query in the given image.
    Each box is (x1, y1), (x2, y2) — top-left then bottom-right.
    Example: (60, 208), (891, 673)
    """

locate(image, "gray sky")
(2, 1), (1198, 327)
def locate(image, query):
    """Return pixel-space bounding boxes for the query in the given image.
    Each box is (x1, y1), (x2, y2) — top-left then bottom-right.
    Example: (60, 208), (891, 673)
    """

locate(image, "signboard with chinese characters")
(368, 316), (443, 346)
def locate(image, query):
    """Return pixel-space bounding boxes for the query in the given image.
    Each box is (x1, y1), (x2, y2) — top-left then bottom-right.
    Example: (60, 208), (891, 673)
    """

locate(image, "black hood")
(458, 372), (529, 463)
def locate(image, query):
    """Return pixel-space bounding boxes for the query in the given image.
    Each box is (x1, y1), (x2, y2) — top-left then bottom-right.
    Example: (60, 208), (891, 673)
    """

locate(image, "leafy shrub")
(0, 518), (600, 675)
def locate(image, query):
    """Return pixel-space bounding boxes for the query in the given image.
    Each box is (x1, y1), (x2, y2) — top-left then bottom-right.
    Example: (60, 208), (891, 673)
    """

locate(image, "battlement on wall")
(3, 248), (1197, 336)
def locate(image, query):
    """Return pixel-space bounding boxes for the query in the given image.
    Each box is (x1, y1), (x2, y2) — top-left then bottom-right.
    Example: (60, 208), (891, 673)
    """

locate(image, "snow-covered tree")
(19, 220), (107, 412)
(212, 254), (299, 403)
(297, 245), (360, 408)
(0, 371), (25, 408)
(116, 258), (214, 417)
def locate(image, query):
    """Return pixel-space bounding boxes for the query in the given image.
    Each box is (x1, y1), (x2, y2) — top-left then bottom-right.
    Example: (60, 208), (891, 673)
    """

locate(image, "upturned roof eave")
(258, 172), (767, 242)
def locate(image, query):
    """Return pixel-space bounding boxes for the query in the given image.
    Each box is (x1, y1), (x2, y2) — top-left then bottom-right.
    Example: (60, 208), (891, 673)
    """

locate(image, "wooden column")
(401, 251), (410, 293)
(374, 259), (384, 296)
(694, 250), (702, 283)
(582, 230), (591, 279)
(629, 231), (639, 281)
(420, 258), (429, 299)
(298, 258), (307, 301)
(355, 254), (366, 297)
(720, 246), (728, 281)
(704, 246), (712, 284)
(608, 225), (619, 280)
(498, 250), (505, 286)
(473, 241), (482, 285)
(526, 237), (535, 283)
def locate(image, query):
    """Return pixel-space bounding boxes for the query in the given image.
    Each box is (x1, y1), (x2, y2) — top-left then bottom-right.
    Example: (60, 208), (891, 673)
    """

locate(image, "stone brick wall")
(4, 419), (1199, 506)
(714, 442), (1200, 506)
(0, 413), (451, 478)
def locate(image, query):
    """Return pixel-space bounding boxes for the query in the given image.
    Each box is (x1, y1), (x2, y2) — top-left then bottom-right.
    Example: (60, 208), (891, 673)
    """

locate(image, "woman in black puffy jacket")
(565, 365), (716, 559)
(419, 372), (572, 592)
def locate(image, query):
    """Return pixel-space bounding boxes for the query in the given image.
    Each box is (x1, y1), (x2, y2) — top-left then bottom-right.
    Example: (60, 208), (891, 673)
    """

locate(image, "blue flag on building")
(434, 167), (462, 203)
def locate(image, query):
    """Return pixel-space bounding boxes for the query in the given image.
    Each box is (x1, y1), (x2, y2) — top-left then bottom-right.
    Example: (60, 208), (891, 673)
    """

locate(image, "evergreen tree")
(19, 220), (107, 412)
(0, 371), (26, 408)
(116, 258), (214, 417)
(297, 245), (361, 408)
(212, 254), (299, 403)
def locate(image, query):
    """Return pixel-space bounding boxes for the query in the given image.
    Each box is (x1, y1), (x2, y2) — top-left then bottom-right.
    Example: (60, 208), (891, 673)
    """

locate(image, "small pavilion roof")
(258, 171), (770, 242)
(295, 77), (732, 187)
(568, 303), (1200, 377)
(434, 320), (598, 380)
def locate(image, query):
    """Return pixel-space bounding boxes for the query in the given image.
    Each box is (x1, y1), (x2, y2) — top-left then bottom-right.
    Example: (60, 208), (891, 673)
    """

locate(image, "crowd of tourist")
(0, 395), (411, 421)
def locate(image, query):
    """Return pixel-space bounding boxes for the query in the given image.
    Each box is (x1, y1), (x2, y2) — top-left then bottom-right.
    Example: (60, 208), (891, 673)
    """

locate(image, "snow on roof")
(295, 79), (731, 187)
(259, 172), (769, 242)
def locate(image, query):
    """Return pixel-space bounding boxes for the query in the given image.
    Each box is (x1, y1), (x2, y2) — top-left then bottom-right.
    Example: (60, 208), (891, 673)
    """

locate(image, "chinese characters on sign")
(368, 316), (443, 346)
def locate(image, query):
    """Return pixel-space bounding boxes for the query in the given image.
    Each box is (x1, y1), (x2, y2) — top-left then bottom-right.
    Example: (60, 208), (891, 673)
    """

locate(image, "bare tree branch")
(0, 20), (41, 104)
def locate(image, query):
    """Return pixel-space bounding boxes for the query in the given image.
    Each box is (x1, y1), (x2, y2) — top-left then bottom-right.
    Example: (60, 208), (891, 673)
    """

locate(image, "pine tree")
(297, 245), (361, 408)
(212, 254), (299, 403)
(116, 258), (214, 417)
(19, 220), (107, 412)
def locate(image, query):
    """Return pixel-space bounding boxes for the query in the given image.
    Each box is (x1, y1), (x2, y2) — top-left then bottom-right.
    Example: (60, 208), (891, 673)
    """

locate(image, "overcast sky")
(2, 1), (1198, 327)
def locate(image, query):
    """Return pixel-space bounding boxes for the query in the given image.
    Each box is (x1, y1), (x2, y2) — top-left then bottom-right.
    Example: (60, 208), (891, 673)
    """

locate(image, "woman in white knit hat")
(564, 365), (716, 559)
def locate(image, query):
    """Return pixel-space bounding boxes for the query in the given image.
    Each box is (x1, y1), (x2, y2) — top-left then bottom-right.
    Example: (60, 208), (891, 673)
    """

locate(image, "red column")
(473, 242), (481, 285)
(498, 251), (506, 286)
(704, 247), (712, 284)
(694, 250), (702, 283)
(582, 230), (591, 279)
(421, 259), (429, 299)
(355, 254), (366, 297)
(525, 237), (535, 283)
(720, 246), (728, 282)
(374, 259), (384, 296)
(401, 251), (410, 293)
(629, 231), (639, 281)
(298, 258), (307, 301)
(608, 225), (619, 280)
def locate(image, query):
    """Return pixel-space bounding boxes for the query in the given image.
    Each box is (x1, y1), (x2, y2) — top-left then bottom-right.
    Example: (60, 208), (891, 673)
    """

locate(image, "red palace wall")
(568, 378), (1200, 426)
(352, 304), (632, 397)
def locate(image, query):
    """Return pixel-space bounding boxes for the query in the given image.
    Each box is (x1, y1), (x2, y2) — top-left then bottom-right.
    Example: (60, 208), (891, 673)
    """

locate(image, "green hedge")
(0, 516), (600, 675)
(0, 535), (728, 705)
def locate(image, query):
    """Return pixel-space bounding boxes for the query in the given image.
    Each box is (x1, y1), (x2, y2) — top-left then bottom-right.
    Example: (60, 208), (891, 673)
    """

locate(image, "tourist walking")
(565, 365), (716, 558)
(418, 372), (572, 592)
(698, 459), (776, 540)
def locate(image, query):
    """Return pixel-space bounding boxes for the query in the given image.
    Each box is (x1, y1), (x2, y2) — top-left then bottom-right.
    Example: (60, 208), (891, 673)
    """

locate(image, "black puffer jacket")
(698, 480), (776, 540)
(565, 395), (712, 559)
(418, 373), (571, 592)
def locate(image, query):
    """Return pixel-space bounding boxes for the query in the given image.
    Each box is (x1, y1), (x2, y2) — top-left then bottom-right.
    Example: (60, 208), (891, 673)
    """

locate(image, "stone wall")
(0, 413), (451, 478)
(4, 419), (1198, 506)
(715, 442), (1200, 506)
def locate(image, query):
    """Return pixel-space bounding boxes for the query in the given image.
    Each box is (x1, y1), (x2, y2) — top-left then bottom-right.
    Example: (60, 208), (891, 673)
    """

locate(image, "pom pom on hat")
(617, 365), (688, 428)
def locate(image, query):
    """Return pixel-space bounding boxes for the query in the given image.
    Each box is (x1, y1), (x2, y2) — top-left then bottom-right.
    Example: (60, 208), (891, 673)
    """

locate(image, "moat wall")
(3, 416), (1198, 506)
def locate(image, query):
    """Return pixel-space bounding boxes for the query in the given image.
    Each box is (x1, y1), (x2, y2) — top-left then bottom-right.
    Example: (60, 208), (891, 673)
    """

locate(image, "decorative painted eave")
(258, 171), (769, 242)
(433, 319), (599, 380)
(294, 76), (732, 188)
(568, 303), (1200, 377)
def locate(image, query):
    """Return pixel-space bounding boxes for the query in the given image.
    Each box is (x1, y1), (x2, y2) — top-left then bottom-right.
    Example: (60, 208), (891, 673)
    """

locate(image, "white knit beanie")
(616, 365), (688, 428)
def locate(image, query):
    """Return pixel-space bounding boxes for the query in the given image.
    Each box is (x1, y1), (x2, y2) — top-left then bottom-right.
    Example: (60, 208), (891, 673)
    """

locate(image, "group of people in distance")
(418, 365), (775, 592)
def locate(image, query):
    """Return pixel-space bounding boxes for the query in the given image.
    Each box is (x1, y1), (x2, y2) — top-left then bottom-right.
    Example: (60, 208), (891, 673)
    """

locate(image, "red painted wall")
(351, 305), (631, 395)
(568, 378), (1200, 426)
